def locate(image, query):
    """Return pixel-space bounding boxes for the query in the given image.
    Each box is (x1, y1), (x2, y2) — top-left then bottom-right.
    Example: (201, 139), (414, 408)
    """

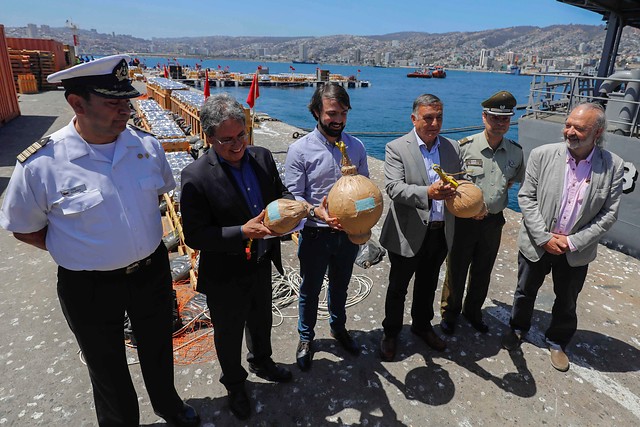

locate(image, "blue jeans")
(297, 227), (359, 341)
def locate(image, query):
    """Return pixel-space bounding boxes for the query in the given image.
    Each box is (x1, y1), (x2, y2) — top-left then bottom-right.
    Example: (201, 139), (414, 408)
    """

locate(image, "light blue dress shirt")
(415, 130), (445, 222)
(285, 127), (369, 228)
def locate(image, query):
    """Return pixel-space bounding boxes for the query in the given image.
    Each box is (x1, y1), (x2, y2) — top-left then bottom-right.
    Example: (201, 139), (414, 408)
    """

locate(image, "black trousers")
(57, 243), (183, 426)
(510, 251), (589, 349)
(382, 227), (448, 337)
(205, 260), (273, 392)
(441, 212), (505, 322)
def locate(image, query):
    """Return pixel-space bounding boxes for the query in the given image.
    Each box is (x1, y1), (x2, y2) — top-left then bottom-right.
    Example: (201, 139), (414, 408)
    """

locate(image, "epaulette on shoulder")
(509, 139), (523, 149)
(128, 123), (155, 137)
(17, 136), (50, 163)
(459, 136), (472, 146)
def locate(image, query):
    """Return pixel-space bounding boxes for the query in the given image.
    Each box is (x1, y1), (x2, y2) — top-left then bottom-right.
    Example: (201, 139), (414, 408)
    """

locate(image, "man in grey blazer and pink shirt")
(379, 94), (464, 361)
(502, 103), (624, 372)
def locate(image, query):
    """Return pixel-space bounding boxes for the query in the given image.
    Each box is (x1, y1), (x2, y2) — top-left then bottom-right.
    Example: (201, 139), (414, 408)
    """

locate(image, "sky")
(2, 0), (606, 39)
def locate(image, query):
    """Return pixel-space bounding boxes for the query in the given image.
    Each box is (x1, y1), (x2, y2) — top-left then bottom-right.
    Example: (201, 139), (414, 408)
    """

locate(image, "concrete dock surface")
(1, 89), (639, 426)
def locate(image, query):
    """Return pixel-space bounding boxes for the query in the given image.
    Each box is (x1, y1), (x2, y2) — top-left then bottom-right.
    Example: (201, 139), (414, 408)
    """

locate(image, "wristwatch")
(308, 206), (316, 219)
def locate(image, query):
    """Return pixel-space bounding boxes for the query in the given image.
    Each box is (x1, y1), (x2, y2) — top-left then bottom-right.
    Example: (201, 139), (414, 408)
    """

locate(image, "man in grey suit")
(502, 103), (624, 372)
(378, 94), (464, 361)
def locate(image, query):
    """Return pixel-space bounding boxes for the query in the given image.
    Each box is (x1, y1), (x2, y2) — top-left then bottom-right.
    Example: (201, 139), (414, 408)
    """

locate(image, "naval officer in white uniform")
(0, 55), (200, 427)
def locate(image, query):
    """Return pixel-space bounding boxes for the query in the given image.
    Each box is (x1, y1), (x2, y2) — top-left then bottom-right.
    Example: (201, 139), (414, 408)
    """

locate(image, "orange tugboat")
(406, 68), (432, 78)
(431, 66), (446, 78)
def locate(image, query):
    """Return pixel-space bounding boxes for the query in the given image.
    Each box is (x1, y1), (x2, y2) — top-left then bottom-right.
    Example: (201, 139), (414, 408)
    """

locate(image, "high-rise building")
(479, 49), (488, 68)
(354, 48), (361, 64)
(26, 24), (38, 38)
(299, 44), (308, 61)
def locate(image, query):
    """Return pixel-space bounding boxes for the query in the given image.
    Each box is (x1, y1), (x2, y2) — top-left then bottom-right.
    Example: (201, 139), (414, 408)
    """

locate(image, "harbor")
(159, 66), (370, 89)
(1, 80), (640, 426)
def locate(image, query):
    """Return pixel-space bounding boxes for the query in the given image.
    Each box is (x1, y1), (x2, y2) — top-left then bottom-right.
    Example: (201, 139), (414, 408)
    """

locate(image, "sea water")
(140, 57), (539, 210)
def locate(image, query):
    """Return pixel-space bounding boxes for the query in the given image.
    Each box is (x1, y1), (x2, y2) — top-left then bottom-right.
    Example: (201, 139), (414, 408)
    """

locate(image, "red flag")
(246, 71), (260, 109)
(290, 65), (295, 71)
(358, 69), (361, 72)
(204, 69), (210, 100)
(163, 65), (168, 78)
(218, 64), (221, 69)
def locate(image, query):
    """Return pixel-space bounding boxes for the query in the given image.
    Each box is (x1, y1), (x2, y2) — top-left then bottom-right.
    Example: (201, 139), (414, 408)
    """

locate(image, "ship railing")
(525, 72), (640, 138)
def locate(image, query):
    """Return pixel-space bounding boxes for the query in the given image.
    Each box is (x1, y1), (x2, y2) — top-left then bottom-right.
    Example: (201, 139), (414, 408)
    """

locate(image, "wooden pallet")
(163, 193), (199, 289)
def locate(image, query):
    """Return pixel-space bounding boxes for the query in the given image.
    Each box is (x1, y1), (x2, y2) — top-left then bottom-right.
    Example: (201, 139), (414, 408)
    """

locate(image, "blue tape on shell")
(267, 201), (281, 220)
(355, 197), (376, 212)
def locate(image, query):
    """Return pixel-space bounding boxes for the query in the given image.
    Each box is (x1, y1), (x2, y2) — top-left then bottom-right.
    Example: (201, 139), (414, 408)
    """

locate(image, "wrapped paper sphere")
(264, 198), (309, 234)
(327, 142), (384, 244)
(445, 180), (485, 218)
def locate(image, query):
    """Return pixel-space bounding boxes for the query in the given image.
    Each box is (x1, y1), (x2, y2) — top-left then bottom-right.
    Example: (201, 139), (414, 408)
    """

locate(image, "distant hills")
(4, 24), (639, 68)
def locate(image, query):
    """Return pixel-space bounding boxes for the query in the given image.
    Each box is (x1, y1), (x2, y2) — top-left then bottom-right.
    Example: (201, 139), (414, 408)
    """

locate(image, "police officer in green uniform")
(439, 91), (525, 335)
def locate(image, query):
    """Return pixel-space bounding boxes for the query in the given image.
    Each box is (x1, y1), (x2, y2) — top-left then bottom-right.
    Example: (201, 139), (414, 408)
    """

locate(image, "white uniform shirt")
(0, 119), (176, 271)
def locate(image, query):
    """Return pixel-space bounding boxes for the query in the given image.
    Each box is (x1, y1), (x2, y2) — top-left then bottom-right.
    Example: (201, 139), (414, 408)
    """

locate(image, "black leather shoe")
(156, 403), (201, 427)
(228, 389), (251, 420)
(249, 360), (292, 383)
(330, 329), (361, 355)
(462, 312), (489, 333)
(440, 319), (456, 335)
(501, 329), (523, 351)
(296, 340), (312, 371)
(379, 333), (397, 362)
(410, 326), (447, 352)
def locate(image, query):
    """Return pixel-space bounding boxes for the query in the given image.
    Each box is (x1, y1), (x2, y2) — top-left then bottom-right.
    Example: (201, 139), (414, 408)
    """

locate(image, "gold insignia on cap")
(115, 60), (128, 82)
(137, 153), (143, 159)
(145, 153), (149, 158)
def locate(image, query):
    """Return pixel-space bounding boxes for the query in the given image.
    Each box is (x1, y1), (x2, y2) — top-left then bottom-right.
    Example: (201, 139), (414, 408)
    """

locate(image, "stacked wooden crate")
(134, 99), (190, 152)
(17, 74), (37, 94)
(8, 50), (32, 93)
(34, 51), (57, 90)
(146, 77), (189, 110)
(8, 49), (59, 93)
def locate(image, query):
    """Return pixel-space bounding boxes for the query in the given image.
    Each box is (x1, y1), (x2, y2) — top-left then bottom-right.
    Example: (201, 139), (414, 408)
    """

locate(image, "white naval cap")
(47, 54), (140, 99)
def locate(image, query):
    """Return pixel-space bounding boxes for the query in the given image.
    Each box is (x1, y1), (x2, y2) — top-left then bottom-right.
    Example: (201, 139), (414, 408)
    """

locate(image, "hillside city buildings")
(5, 23), (640, 73)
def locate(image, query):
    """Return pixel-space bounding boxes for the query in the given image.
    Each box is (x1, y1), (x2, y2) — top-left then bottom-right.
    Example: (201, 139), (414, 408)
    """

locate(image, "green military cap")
(481, 91), (516, 116)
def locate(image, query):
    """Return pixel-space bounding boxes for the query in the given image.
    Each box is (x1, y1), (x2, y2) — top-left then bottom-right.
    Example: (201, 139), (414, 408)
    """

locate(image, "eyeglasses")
(212, 132), (249, 145)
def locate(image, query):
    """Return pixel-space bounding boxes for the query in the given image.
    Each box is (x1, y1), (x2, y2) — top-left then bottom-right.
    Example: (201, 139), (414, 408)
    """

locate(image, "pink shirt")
(553, 147), (595, 250)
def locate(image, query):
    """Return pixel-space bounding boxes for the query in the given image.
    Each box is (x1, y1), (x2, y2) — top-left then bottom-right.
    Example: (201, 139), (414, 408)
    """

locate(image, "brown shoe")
(410, 326), (446, 352)
(550, 348), (570, 372)
(379, 333), (397, 362)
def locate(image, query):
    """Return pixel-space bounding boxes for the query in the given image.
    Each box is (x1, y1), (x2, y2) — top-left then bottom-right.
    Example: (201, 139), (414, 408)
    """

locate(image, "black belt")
(309, 227), (345, 234)
(102, 255), (153, 275)
(427, 221), (445, 229)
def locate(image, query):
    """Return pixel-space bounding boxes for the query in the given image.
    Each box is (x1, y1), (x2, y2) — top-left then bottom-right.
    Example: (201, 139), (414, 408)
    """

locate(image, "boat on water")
(292, 60), (319, 65)
(506, 64), (521, 75)
(431, 66), (446, 78)
(407, 68), (432, 78)
(518, 0), (640, 259)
